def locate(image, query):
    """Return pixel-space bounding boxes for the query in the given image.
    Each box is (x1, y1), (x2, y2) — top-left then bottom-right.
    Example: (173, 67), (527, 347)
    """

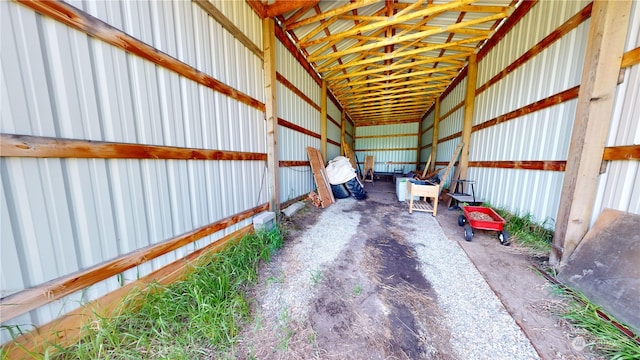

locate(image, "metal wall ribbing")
(1, 0), (265, 344)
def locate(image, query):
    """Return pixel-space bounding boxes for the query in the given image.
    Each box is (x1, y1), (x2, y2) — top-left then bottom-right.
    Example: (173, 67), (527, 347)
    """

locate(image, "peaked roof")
(252, 0), (521, 126)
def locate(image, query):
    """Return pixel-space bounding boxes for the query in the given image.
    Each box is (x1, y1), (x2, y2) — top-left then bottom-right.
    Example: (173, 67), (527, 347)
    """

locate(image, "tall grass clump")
(493, 208), (553, 254)
(552, 285), (640, 359)
(52, 228), (284, 359)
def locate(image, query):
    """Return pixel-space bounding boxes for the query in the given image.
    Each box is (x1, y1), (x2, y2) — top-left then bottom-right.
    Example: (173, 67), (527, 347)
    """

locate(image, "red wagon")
(458, 205), (510, 245)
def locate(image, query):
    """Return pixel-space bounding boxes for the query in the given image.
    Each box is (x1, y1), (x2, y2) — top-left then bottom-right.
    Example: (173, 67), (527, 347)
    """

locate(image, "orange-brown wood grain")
(621, 47), (640, 68)
(469, 160), (566, 171)
(603, 145), (640, 160)
(0, 134), (267, 161)
(278, 118), (321, 139)
(279, 160), (311, 167)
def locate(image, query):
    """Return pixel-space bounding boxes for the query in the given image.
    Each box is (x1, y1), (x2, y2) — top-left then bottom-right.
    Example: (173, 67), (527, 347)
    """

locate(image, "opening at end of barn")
(1, 0), (639, 358)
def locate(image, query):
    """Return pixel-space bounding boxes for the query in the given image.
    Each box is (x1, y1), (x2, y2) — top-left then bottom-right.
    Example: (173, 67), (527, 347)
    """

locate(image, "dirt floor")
(222, 177), (602, 359)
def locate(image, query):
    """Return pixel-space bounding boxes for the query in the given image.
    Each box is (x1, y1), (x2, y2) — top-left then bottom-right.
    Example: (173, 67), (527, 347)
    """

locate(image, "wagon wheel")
(499, 230), (511, 246)
(457, 215), (466, 227)
(464, 224), (473, 242)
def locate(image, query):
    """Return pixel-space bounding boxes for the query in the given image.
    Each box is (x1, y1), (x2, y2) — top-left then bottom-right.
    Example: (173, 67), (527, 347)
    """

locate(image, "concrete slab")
(558, 208), (640, 333)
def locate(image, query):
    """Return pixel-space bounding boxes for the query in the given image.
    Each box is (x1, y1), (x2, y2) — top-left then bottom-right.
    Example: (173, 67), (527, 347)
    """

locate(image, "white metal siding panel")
(357, 123), (418, 136)
(276, 40), (321, 202)
(477, 0), (592, 86)
(327, 143), (341, 161)
(210, 0), (262, 49)
(476, 22), (589, 124)
(355, 124), (419, 173)
(327, 100), (342, 156)
(441, 77), (466, 116)
(1, 0), (265, 343)
(435, 0), (591, 227)
(277, 83), (320, 134)
(468, 167), (564, 229)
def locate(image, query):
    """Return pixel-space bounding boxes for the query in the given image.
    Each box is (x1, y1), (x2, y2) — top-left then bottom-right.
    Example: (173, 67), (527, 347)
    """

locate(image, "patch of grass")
(352, 284), (363, 296)
(309, 268), (323, 286)
(551, 284), (640, 359)
(492, 207), (553, 254)
(275, 306), (294, 352)
(49, 228), (284, 359)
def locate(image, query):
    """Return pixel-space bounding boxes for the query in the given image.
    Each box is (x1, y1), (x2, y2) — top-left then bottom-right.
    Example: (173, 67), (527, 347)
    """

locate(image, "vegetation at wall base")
(47, 228), (284, 359)
(551, 284), (640, 360)
(491, 207), (553, 255)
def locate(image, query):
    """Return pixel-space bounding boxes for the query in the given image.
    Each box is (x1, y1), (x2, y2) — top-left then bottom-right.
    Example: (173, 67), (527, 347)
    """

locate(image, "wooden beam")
(278, 118), (321, 139)
(316, 37), (481, 73)
(621, 47), (640, 68)
(340, 110), (346, 154)
(0, 134), (266, 160)
(279, 160), (311, 167)
(354, 147), (417, 152)
(2, 224), (254, 358)
(303, 0), (477, 49)
(308, 13), (501, 63)
(264, 0), (320, 18)
(552, 0), (632, 267)
(286, 0), (380, 30)
(459, 54), (477, 181)
(469, 160), (566, 171)
(263, 18), (280, 213)
(473, 86), (580, 132)
(321, 79), (328, 160)
(0, 204), (268, 323)
(16, 0), (264, 112)
(356, 118), (421, 127)
(602, 145), (640, 160)
(329, 65), (461, 89)
(194, 0), (263, 60)
(431, 98), (440, 172)
(356, 133), (416, 139)
(416, 119), (423, 169)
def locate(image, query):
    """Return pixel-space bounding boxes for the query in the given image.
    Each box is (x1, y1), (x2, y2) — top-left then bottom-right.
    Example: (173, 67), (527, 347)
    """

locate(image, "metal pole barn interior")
(1, 0), (639, 355)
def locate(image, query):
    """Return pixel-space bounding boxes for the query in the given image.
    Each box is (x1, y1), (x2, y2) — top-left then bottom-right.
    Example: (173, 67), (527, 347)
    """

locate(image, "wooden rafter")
(276, 0), (520, 125)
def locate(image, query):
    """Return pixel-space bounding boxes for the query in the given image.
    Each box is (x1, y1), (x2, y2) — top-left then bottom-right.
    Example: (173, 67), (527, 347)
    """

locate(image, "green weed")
(491, 207), (553, 254)
(49, 228), (284, 359)
(551, 284), (640, 359)
(309, 268), (323, 286)
(352, 284), (363, 296)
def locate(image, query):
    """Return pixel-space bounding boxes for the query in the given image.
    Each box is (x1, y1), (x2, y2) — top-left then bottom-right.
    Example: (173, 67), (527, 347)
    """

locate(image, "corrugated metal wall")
(276, 41), (319, 203)
(327, 99), (342, 160)
(592, 0), (640, 223)
(420, 111), (435, 168)
(355, 123), (419, 174)
(436, 0), (592, 226)
(1, 0), (266, 344)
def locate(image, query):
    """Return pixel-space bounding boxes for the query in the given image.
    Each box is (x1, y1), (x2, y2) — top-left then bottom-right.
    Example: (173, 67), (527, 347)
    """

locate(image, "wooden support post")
(416, 118), (423, 170)
(263, 18), (280, 213)
(321, 79), (328, 160)
(459, 53), (477, 181)
(340, 109), (346, 154)
(430, 98), (440, 172)
(551, 0), (632, 267)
